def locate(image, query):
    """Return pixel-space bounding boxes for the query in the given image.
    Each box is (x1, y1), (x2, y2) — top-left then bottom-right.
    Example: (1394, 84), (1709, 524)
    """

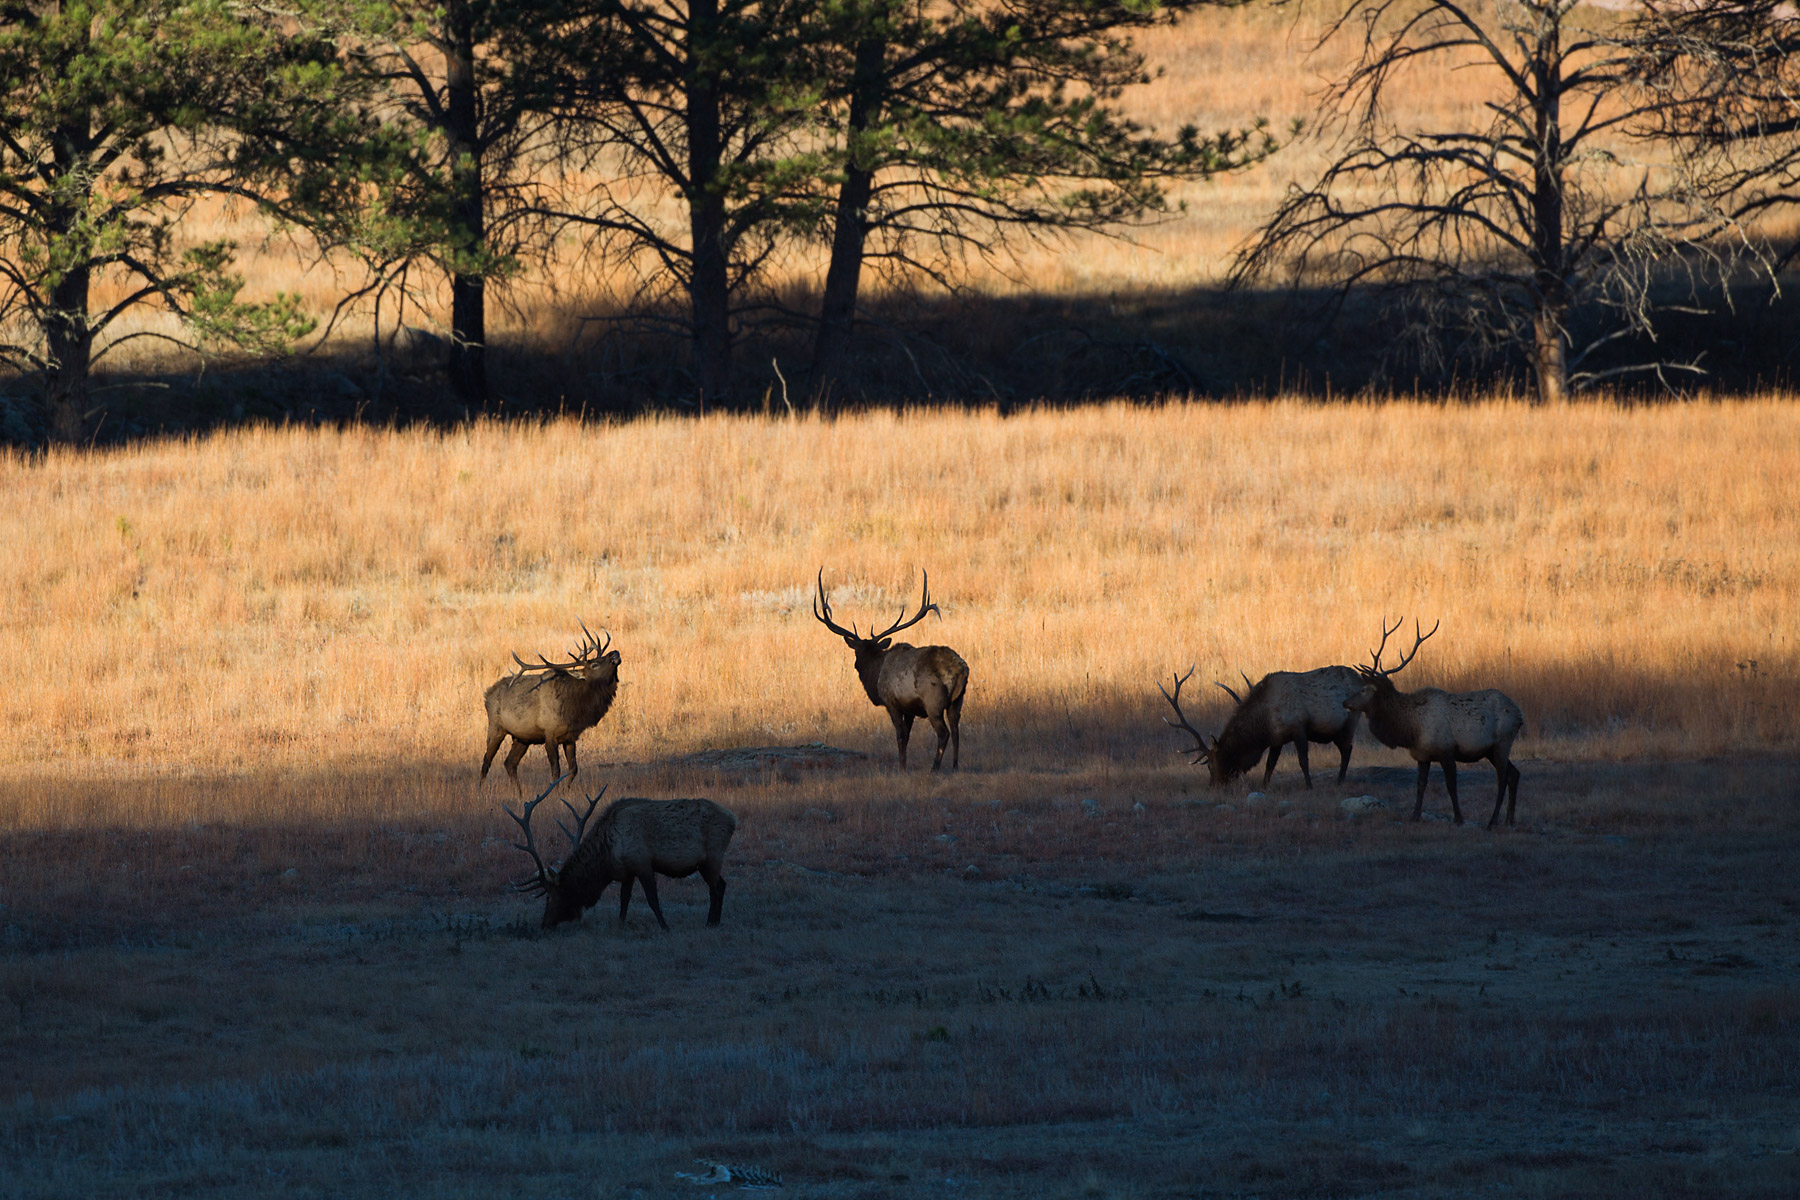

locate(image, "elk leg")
(480, 726), (505, 781)
(638, 871), (669, 930)
(1506, 761), (1522, 825)
(618, 876), (634, 922)
(926, 709), (952, 772)
(1335, 725), (1356, 783)
(890, 710), (915, 768)
(700, 862), (727, 926)
(1293, 739), (1313, 789)
(947, 695), (963, 770)
(1443, 759), (1462, 825)
(1487, 757), (1509, 829)
(544, 741), (563, 786)
(502, 739), (531, 795)
(562, 740), (579, 783)
(1262, 743), (1282, 786)
(1413, 761), (1431, 820)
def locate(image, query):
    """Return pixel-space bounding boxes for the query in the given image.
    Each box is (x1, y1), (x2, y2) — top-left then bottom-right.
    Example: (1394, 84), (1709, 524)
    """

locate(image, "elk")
(813, 568), (969, 770)
(1160, 664), (1365, 788)
(481, 623), (620, 795)
(1344, 618), (1525, 828)
(504, 777), (738, 929)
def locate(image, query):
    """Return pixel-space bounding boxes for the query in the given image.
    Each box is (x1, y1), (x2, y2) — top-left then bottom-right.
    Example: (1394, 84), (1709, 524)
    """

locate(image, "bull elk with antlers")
(1345, 618), (1525, 828)
(481, 623), (621, 794)
(814, 568), (969, 770)
(504, 776), (738, 929)
(1160, 664), (1365, 788)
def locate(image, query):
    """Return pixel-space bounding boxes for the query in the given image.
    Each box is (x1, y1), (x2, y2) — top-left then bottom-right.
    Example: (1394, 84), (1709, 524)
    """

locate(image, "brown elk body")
(814, 569), (969, 770)
(506, 781), (738, 929)
(1162, 665), (1365, 788)
(481, 624), (620, 794)
(1345, 619), (1525, 828)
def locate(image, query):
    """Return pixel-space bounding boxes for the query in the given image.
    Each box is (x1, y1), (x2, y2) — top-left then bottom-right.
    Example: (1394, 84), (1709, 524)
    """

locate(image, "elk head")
(513, 622), (619, 688)
(1345, 617), (1439, 712)
(1162, 667), (1267, 785)
(813, 568), (940, 703)
(503, 774), (606, 928)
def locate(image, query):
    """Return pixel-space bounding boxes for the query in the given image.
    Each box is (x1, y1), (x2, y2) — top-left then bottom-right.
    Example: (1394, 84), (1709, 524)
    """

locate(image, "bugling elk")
(481, 622), (621, 794)
(1345, 618), (1525, 828)
(504, 775), (739, 929)
(814, 568), (969, 770)
(1160, 664), (1365, 788)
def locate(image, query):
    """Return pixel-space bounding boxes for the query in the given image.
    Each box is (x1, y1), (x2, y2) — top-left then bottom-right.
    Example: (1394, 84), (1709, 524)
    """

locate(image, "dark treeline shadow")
(4, 267), (1798, 446)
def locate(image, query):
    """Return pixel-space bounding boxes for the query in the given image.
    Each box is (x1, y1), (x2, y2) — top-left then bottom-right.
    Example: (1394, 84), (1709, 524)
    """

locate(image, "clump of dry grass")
(1, 399), (1794, 831)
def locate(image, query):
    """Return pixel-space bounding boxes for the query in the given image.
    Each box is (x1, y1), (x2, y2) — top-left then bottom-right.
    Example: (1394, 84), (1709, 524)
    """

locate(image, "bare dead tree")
(1233, 0), (1708, 402)
(1632, 0), (1800, 272)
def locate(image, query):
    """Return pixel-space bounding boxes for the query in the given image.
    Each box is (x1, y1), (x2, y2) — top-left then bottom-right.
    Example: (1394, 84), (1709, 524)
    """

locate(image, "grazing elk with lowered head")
(814, 568), (968, 770)
(1345, 618), (1525, 828)
(1160, 664), (1365, 789)
(481, 623), (620, 795)
(504, 777), (738, 929)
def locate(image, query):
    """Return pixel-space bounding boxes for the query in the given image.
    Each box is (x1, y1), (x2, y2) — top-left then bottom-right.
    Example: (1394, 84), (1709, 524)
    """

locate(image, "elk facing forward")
(481, 624), (620, 794)
(505, 779), (738, 929)
(814, 568), (969, 770)
(1160, 664), (1364, 788)
(1345, 619), (1525, 828)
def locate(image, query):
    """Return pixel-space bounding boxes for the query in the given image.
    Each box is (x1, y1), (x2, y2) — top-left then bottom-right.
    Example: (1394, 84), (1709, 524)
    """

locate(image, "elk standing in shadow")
(1160, 663), (1365, 788)
(814, 568), (969, 770)
(1345, 618), (1525, 828)
(481, 623), (620, 795)
(504, 777), (738, 929)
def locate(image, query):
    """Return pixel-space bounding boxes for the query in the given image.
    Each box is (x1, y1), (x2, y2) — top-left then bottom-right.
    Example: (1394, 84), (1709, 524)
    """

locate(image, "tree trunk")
(810, 33), (887, 407)
(1528, 17), (1567, 406)
(444, 0), (488, 410)
(687, 0), (731, 408)
(44, 262), (92, 443)
(45, 103), (94, 444)
(1531, 308), (1567, 406)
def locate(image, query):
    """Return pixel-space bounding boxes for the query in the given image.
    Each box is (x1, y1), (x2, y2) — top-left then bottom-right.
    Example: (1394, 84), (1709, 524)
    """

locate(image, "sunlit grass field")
(4, 398), (1795, 831)
(5, 403), (1799, 1198)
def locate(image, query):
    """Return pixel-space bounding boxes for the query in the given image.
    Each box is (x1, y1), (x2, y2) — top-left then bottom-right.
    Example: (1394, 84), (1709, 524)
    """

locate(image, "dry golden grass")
(3, 399), (1795, 831)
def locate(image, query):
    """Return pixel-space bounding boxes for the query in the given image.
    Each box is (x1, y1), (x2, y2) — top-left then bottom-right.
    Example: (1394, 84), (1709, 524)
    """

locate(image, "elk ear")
(877, 638), (892, 650)
(605, 650), (620, 664)
(844, 635), (858, 649)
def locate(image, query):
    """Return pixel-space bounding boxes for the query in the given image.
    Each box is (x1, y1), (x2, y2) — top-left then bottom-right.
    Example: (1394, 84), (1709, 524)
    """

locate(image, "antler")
(511, 622), (613, 675)
(1215, 671), (1254, 706)
(815, 568), (942, 643)
(1363, 617), (1440, 678)
(871, 570), (940, 641)
(813, 568), (860, 639)
(572, 621), (612, 661)
(554, 785), (608, 850)
(501, 772), (573, 895)
(1158, 666), (1212, 765)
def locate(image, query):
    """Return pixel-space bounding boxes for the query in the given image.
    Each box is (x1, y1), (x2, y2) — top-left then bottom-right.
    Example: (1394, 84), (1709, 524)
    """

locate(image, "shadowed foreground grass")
(3, 755), (1798, 1198)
